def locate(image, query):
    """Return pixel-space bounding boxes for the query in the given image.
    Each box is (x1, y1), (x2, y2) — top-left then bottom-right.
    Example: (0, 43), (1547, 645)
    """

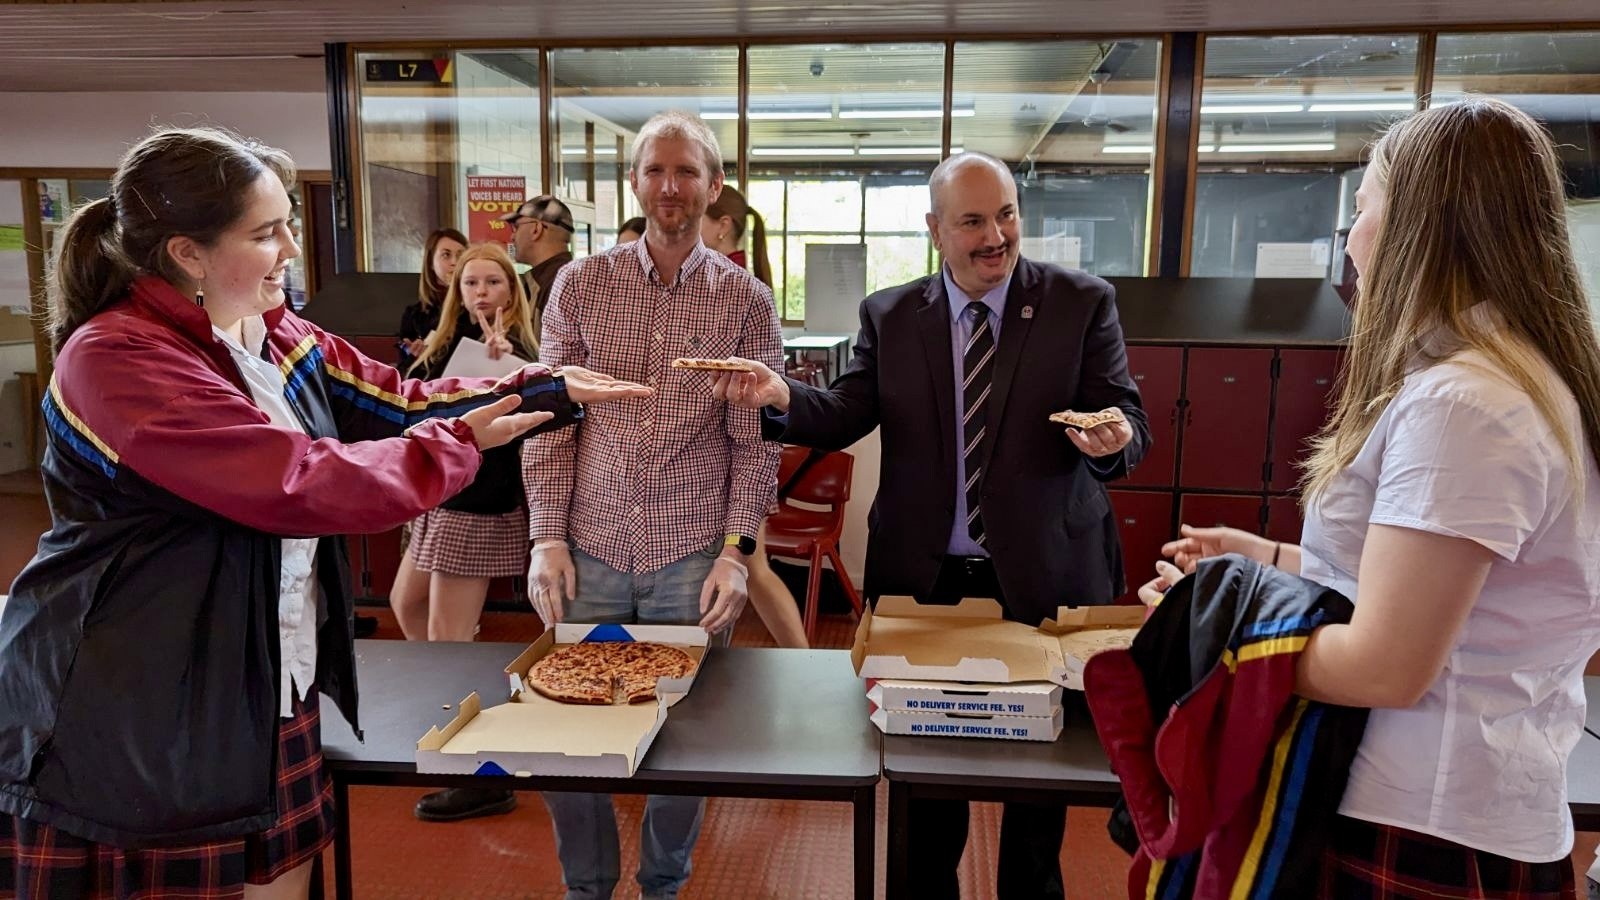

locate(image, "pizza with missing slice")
(526, 641), (697, 705)
(670, 357), (756, 373)
(1048, 408), (1127, 431)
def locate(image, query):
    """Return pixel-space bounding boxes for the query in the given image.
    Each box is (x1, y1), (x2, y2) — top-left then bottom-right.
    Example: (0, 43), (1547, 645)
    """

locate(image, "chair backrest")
(776, 444), (811, 488)
(784, 449), (854, 507)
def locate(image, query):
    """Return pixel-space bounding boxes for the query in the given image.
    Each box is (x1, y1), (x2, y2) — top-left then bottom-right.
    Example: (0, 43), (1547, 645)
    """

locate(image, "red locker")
(1270, 349), (1344, 491)
(1179, 348), (1274, 491)
(1109, 490), (1174, 603)
(1122, 345), (1183, 488)
(1266, 496), (1305, 545)
(1178, 493), (1265, 536)
(363, 527), (405, 600)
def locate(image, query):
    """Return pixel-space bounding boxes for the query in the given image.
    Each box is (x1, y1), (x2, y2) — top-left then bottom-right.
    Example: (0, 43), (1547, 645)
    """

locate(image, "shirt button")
(653, 332), (663, 343)
(633, 505), (643, 515)
(641, 416), (653, 428)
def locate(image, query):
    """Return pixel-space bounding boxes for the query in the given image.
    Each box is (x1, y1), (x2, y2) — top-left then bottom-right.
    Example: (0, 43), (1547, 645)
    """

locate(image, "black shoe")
(413, 787), (516, 822)
(353, 613), (378, 639)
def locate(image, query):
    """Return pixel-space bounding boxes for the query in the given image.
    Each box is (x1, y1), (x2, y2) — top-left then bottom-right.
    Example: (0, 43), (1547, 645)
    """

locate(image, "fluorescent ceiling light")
(559, 147), (618, 156)
(1101, 145), (1153, 154)
(838, 107), (974, 119)
(857, 146), (948, 156)
(750, 146), (856, 156)
(704, 110), (833, 120)
(1201, 103), (1305, 114)
(1215, 142), (1338, 153)
(1306, 101), (1416, 112)
(701, 111), (739, 120)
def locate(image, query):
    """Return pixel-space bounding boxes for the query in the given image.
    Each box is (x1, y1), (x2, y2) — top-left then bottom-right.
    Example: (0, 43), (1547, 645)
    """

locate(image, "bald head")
(929, 152), (1014, 218)
(925, 152), (1021, 298)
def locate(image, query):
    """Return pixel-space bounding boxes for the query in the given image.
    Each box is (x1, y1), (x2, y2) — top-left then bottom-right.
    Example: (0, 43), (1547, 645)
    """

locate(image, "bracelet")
(1271, 542), (1282, 567)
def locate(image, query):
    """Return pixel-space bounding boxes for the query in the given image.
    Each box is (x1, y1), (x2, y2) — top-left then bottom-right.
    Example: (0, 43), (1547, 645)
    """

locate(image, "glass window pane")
(550, 47), (738, 253)
(1433, 32), (1600, 310)
(748, 43), (943, 323)
(355, 50), (541, 272)
(952, 39), (1162, 276)
(1191, 35), (1419, 277)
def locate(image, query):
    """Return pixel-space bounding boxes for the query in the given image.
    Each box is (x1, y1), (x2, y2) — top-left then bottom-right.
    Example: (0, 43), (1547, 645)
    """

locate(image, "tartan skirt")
(0, 690), (335, 899)
(1320, 815), (1578, 900)
(408, 506), (528, 578)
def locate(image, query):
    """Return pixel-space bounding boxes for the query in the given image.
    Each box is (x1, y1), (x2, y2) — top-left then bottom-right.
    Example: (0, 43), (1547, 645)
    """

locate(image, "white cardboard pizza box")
(867, 679), (1062, 718)
(869, 706), (1064, 742)
(1039, 605), (1146, 691)
(850, 596), (1061, 683)
(505, 622), (710, 708)
(416, 690), (667, 778)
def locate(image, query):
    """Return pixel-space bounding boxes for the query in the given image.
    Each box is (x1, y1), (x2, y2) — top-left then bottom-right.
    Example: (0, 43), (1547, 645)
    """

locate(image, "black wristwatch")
(724, 534), (757, 556)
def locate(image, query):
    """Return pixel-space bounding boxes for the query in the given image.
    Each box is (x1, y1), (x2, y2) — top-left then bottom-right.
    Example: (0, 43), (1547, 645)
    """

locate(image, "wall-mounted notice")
(1020, 234), (1082, 270)
(0, 226), (29, 313)
(465, 175), (526, 247)
(1255, 241), (1330, 278)
(803, 243), (867, 333)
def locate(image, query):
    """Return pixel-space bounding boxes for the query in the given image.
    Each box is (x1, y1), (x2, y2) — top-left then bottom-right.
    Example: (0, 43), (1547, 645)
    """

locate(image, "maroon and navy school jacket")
(0, 275), (578, 848)
(1084, 554), (1369, 900)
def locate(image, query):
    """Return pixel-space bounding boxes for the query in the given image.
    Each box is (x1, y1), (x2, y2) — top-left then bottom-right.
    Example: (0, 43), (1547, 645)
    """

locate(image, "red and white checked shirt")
(523, 238), (783, 574)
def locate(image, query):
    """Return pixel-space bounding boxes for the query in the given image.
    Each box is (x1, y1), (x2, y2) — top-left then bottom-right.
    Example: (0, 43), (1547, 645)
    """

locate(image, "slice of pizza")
(1048, 408), (1127, 431)
(670, 357), (755, 373)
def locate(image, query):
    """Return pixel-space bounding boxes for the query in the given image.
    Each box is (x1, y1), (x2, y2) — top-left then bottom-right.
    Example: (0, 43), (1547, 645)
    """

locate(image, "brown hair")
(47, 126), (295, 353)
(417, 227), (468, 311)
(1303, 97), (1600, 500)
(409, 242), (539, 376)
(705, 185), (773, 288)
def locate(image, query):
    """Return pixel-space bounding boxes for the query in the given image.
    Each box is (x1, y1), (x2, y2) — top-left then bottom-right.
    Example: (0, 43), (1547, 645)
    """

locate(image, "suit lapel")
(979, 258), (1041, 475)
(917, 276), (957, 475)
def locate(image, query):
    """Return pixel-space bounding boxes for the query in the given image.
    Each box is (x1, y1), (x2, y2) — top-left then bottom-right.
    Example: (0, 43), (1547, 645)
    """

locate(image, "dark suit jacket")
(765, 258), (1150, 625)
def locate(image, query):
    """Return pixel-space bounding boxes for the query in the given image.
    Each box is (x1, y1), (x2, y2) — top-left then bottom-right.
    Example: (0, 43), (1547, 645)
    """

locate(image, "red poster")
(465, 175), (527, 247)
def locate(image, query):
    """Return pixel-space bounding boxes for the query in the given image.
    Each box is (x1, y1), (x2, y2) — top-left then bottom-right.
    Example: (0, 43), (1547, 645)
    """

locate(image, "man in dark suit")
(712, 151), (1150, 899)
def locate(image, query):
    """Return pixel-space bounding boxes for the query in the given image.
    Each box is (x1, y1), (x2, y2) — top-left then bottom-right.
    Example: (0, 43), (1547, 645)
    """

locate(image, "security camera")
(810, 61), (825, 77)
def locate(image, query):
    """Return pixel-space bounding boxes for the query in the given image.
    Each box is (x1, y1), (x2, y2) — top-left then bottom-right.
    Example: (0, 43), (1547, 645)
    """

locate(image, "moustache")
(971, 242), (1011, 259)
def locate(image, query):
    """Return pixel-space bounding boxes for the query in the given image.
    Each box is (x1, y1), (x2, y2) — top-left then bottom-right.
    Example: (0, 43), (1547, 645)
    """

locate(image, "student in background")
(399, 228), (467, 370)
(701, 185), (808, 649)
(617, 216), (647, 245)
(395, 242), (547, 824)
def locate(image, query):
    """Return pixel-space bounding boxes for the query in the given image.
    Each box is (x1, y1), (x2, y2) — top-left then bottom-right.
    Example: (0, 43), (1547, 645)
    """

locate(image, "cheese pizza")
(526, 641), (697, 705)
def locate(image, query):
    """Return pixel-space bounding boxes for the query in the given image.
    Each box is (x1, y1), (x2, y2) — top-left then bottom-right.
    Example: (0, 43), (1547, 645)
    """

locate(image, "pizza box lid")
(866, 679), (1061, 717)
(1038, 605), (1146, 690)
(416, 690), (667, 778)
(868, 706), (1064, 742)
(505, 622), (710, 708)
(850, 596), (1059, 684)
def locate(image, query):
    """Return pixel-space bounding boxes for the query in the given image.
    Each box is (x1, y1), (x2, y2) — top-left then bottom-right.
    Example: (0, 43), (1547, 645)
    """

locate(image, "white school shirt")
(213, 317), (320, 718)
(1299, 315), (1600, 862)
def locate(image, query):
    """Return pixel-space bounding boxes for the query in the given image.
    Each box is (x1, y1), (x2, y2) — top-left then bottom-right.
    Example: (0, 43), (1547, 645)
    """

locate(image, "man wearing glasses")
(500, 195), (575, 318)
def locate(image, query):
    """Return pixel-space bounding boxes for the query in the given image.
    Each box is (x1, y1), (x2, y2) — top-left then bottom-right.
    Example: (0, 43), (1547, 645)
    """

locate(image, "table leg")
(886, 780), (911, 900)
(333, 778), (354, 900)
(852, 784), (875, 900)
(308, 854), (325, 900)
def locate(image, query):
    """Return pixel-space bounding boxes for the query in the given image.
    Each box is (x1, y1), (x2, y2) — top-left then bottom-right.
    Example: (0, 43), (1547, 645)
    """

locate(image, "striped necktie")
(961, 301), (995, 546)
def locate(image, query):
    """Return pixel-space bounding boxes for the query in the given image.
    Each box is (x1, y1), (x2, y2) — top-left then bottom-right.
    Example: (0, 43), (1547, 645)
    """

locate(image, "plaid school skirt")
(1320, 815), (1578, 900)
(408, 506), (528, 578)
(0, 690), (335, 899)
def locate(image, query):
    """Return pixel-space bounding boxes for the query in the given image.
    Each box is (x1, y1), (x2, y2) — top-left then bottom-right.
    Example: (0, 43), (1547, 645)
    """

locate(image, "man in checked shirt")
(521, 110), (783, 900)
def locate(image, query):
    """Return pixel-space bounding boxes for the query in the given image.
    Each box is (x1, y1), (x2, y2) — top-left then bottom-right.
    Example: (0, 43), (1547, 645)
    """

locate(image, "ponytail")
(48, 197), (132, 354)
(747, 208), (773, 289)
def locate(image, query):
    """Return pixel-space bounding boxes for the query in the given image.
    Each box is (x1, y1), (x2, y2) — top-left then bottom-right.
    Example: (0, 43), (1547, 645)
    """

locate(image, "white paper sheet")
(1254, 242), (1329, 278)
(440, 337), (528, 380)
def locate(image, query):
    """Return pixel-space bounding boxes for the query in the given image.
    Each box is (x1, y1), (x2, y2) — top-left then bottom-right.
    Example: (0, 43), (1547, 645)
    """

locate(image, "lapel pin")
(1021, 306), (1034, 319)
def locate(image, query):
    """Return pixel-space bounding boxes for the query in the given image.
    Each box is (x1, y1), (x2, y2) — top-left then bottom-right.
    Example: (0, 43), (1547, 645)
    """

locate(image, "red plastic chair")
(765, 446), (866, 641)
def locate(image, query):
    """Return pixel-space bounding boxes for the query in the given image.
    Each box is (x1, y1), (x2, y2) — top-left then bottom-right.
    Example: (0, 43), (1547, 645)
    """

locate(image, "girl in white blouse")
(1151, 97), (1600, 898)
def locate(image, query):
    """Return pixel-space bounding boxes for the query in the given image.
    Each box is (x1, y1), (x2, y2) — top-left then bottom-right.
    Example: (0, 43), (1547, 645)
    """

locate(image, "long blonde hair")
(408, 242), (539, 376)
(1303, 97), (1600, 500)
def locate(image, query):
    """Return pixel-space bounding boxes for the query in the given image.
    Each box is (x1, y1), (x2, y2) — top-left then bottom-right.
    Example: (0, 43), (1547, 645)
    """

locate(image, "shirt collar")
(212, 315), (269, 358)
(1412, 302), (1506, 368)
(942, 264), (1011, 323)
(632, 234), (710, 287)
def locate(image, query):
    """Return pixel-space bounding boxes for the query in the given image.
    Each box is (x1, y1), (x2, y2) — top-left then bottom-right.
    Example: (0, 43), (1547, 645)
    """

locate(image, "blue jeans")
(540, 541), (731, 900)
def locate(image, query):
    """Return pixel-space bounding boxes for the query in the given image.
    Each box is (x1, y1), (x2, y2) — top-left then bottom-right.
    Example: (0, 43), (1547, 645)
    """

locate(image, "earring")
(194, 286), (205, 307)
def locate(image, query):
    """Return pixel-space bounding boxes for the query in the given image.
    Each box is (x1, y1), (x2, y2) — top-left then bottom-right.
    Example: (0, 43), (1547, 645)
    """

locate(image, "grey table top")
(320, 641), (880, 788)
(1586, 676), (1597, 737)
(882, 705), (1120, 798)
(1569, 731), (1600, 818)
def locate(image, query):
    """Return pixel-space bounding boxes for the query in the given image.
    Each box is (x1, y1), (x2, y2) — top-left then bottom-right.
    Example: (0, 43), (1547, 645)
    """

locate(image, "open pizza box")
(851, 596), (1144, 690)
(415, 622), (709, 779)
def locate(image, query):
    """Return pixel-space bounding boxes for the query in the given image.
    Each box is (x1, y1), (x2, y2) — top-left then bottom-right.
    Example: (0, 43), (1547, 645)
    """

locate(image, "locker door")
(1109, 490), (1174, 603)
(1122, 345), (1183, 488)
(1179, 493), (1265, 536)
(1266, 496), (1305, 546)
(1178, 348), (1274, 491)
(1270, 349), (1344, 492)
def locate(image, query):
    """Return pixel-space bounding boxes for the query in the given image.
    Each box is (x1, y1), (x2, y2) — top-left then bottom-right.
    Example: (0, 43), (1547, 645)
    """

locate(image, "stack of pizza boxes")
(851, 597), (1145, 742)
(417, 622), (710, 778)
